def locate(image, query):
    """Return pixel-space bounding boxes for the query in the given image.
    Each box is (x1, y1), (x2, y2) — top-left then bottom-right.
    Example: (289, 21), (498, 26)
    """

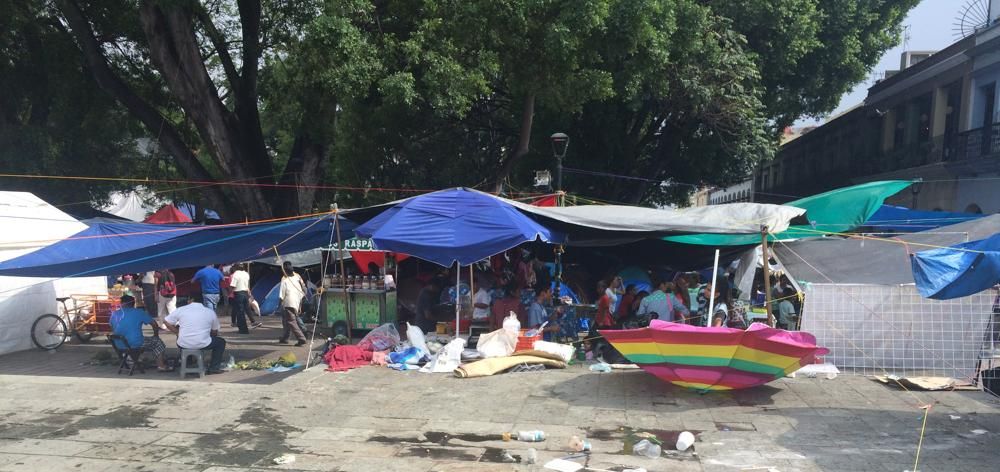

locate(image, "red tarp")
(352, 252), (409, 274)
(144, 205), (193, 224)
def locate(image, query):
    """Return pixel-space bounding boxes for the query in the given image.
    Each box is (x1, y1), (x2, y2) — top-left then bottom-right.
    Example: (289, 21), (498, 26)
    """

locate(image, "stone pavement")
(0, 358), (998, 472)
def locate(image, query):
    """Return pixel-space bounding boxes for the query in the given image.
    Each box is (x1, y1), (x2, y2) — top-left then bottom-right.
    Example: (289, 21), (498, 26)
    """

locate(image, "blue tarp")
(7, 219), (204, 267)
(0, 216), (354, 277)
(911, 233), (1000, 299)
(355, 188), (565, 267)
(865, 205), (983, 232)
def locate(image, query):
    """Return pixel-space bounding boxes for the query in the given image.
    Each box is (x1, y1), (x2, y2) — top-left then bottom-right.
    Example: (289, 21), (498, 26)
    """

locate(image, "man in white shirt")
(164, 293), (227, 374)
(278, 262), (307, 346)
(229, 263), (259, 333)
(472, 279), (492, 321)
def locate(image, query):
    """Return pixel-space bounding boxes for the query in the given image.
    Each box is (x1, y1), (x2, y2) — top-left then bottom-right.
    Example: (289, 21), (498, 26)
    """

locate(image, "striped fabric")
(601, 320), (829, 392)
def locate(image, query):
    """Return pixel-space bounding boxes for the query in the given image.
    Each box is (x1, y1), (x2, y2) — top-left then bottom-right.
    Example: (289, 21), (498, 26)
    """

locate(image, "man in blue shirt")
(638, 279), (690, 323)
(193, 265), (224, 312)
(109, 295), (169, 371)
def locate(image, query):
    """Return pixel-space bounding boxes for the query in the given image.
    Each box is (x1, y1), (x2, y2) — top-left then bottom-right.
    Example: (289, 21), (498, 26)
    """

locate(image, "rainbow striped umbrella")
(601, 321), (829, 391)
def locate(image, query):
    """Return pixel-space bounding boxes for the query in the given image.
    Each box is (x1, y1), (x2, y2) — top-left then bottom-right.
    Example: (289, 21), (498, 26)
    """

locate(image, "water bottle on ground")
(517, 430), (546, 442)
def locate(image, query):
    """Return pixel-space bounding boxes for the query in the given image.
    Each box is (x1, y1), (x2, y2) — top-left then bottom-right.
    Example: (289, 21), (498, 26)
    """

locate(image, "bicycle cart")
(31, 295), (120, 350)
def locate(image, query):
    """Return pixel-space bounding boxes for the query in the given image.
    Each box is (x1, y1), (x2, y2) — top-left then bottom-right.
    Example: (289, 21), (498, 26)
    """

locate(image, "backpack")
(160, 280), (176, 297)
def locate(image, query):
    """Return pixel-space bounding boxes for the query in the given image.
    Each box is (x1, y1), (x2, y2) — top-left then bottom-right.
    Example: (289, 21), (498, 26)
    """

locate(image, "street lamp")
(550, 132), (570, 194)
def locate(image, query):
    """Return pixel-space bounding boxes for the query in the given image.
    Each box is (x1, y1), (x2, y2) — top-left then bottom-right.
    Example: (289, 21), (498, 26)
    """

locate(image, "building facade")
(754, 9), (1000, 214)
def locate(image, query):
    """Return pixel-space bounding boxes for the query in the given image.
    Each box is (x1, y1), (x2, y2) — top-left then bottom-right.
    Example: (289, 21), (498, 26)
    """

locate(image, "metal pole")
(762, 225), (774, 327)
(708, 249), (720, 327)
(455, 263), (461, 338)
(334, 205), (351, 340)
(556, 155), (563, 198)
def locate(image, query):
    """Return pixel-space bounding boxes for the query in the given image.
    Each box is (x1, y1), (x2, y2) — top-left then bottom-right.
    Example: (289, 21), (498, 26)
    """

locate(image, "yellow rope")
(913, 405), (931, 472)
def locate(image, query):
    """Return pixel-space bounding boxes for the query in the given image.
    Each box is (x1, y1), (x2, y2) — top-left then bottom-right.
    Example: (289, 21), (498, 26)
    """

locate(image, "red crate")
(515, 329), (541, 352)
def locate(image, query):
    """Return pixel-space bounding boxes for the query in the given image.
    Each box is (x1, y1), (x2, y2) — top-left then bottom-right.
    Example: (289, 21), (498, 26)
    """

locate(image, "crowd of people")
(107, 260), (313, 374)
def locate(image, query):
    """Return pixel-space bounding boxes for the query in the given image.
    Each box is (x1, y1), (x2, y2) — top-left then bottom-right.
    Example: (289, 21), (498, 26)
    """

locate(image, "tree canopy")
(0, 0), (919, 217)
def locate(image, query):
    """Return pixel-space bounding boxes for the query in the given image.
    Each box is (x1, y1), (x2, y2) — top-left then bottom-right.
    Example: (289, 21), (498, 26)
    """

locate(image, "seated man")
(109, 295), (170, 372)
(776, 287), (799, 330)
(164, 292), (227, 374)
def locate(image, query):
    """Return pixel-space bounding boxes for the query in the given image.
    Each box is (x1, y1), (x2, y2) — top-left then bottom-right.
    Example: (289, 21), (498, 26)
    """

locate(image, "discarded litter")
(517, 430), (546, 442)
(543, 458), (584, 472)
(567, 435), (591, 452)
(675, 431), (695, 451)
(589, 362), (612, 373)
(789, 363), (839, 379)
(950, 415), (961, 420)
(525, 448), (538, 464)
(500, 450), (518, 463)
(971, 429), (988, 435)
(632, 439), (661, 458)
(273, 454), (295, 465)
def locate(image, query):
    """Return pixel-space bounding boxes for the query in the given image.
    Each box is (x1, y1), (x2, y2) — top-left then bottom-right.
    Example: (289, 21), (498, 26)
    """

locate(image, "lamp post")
(550, 133), (570, 197)
(549, 133), (569, 314)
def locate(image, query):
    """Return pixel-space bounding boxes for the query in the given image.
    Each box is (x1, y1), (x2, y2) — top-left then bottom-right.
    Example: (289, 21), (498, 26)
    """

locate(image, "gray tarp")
(509, 200), (806, 235)
(774, 214), (1000, 285)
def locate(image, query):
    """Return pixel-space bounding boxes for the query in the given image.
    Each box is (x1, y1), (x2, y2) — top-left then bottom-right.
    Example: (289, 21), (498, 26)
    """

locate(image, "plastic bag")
(476, 329), (517, 358)
(358, 323), (400, 351)
(533, 340), (575, 362)
(407, 322), (430, 356)
(388, 347), (425, 365)
(421, 338), (467, 373)
(502, 312), (521, 337)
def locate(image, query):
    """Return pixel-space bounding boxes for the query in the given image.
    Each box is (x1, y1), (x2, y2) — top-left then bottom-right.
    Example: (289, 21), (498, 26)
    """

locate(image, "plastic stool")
(179, 349), (205, 379)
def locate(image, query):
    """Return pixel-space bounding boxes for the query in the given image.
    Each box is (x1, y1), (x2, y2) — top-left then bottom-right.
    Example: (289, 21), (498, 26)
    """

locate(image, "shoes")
(277, 339), (289, 344)
(295, 340), (307, 347)
(252, 322), (263, 329)
(205, 369), (224, 375)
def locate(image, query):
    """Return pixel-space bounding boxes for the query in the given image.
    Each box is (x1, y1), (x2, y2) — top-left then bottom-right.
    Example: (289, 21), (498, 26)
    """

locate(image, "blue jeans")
(203, 293), (220, 311)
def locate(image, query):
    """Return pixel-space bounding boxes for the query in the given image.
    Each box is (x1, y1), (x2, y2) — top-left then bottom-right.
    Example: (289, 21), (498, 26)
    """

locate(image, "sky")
(797, 0), (974, 126)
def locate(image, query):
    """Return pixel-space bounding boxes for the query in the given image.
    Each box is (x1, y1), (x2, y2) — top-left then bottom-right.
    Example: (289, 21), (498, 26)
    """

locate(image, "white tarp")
(0, 192), (108, 355)
(511, 201), (806, 235)
(100, 187), (160, 222)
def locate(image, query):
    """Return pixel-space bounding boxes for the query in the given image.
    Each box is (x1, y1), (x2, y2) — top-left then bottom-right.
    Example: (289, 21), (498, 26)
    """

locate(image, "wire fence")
(801, 284), (999, 386)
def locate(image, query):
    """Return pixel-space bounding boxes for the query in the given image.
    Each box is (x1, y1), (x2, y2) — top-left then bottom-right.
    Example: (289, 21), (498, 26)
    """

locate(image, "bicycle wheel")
(31, 314), (68, 350)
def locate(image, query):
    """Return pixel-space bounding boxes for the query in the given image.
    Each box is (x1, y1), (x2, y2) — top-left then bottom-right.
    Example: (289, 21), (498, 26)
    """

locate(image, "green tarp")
(663, 180), (913, 246)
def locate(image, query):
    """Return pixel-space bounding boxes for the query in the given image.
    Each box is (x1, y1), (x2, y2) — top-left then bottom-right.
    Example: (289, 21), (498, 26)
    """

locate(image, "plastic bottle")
(632, 439), (661, 458)
(525, 448), (538, 464)
(675, 431), (695, 451)
(502, 312), (521, 337)
(567, 435), (591, 452)
(517, 430), (546, 442)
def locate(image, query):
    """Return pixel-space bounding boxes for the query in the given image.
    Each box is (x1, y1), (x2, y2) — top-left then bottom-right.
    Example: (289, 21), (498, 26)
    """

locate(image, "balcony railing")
(954, 123), (1000, 162)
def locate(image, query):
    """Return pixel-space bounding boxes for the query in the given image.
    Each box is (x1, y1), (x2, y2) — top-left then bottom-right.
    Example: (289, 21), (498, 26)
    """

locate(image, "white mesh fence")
(800, 284), (999, 384)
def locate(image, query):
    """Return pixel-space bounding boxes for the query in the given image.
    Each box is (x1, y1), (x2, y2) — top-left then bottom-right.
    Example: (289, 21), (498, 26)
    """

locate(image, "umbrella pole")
(761, 225), (774, 327)
(334, 205), (351, 340)
(708, 249), (720, 327)
(455, 263), (461, 338)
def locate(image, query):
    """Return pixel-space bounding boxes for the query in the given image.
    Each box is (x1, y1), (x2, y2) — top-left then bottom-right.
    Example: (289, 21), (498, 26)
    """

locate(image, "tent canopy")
(864, 204), (983, 232)
(355, 188), (565, 267)
(664, 180), (913, 246)
(774, 214), (1000, 285)
(0, 216), (356, 277)
(144, 204), (193, 224)
(911, 233), (1000, 300)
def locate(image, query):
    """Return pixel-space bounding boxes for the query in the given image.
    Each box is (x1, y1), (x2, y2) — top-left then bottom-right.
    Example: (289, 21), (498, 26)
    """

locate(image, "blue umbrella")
(354, 188), (564, 267)
(911, 233), (1000, 299)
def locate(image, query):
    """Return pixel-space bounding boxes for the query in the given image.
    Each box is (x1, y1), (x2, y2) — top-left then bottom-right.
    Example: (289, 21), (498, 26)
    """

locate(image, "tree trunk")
(493, 92), (536, 192)
(275, 101), (336, 217)
(57, 0), (231, 219)
(625, 124), (682, 204)
(138, 2), (273, 220)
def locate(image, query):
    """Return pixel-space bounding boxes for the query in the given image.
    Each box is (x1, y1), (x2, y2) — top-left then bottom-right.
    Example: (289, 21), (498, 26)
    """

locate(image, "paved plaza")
(0, 324), (998, 472)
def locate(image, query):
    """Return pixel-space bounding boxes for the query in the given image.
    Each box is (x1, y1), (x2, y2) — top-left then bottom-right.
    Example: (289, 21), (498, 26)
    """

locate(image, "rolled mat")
(454, 354), (566, 378)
